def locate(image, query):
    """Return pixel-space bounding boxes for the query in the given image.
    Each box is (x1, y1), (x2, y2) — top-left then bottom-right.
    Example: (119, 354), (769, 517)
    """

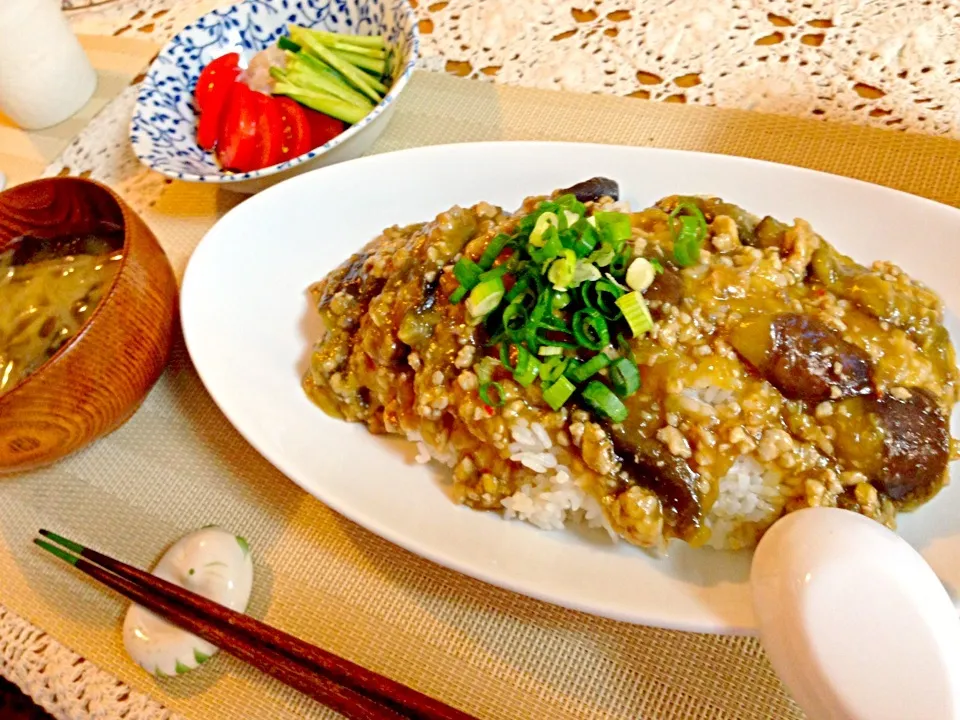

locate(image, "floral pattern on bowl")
(130, 0), (419, 185)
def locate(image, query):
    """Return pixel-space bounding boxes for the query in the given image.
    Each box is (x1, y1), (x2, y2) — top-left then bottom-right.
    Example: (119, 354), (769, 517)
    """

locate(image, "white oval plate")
(181, 141), (960, 633)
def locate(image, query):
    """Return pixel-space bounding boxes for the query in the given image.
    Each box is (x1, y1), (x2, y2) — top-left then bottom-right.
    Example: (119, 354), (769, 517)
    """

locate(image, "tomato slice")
(303, 108), (346, 150)
(197, 78), (237, 150)
(216, 84), (260, 172)
(250, 94), (284, 170)
(195, 52), (240, 113)
(274, 97), (312, 162)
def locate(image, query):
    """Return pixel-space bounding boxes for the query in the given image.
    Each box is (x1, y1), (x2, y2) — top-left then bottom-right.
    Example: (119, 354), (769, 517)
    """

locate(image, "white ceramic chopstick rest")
(751, 507), (960, 720)
(123, 526), (254, 677)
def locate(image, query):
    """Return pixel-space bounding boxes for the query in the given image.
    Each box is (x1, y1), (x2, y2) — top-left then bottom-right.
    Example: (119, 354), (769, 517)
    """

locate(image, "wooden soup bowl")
(0, 178), (178, 473)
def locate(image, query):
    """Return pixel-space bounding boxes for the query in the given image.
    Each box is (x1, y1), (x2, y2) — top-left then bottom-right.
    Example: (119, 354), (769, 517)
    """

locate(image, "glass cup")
(0, 0), (97, 130)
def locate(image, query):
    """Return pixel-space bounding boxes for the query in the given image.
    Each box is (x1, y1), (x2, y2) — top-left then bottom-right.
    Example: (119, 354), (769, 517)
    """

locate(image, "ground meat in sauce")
(305, 187), (959, 552)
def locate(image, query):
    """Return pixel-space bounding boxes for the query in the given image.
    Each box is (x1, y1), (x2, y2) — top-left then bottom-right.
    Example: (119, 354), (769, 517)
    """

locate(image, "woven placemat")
(8, 70), (960, 720)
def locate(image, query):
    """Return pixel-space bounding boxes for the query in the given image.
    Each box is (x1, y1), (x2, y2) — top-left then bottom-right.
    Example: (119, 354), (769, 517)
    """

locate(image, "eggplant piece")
(826, 389), (949, 506)
(608, 430), (703, 541)
(557, 177), (619, 203)
(811, 245), (942, 343)
(643, 266), (685, 312)
(728, 313), (873, 402)
(874, 389), (950, 505)
(753, 215), (790, 249)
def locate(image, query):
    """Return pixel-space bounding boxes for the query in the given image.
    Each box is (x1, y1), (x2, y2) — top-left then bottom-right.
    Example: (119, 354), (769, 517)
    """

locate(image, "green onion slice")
(543, 377), (576, 411)
(609, 246), (632, 278)
(479, 382), (506, 407)
(581, 279), (623, 320)
(616, 291), (654, 337)
(529, 230), (563, 264)
(567, 353), (610, 384)
(555, 193), (587, 216)
(466, 277), (505, 318)
(610, 357), (641, 397)
(450, 285), (468, 304)
(587, 242), (616, 267)
(582, 381), (628, 423)
(552, 291), (571, 310)
(479, 264), (510, 282)
(502, 302), (528, 334)
(616, 332), (635, 363)
(529, 212), (559, 247)
(572, 308), (610, 351)
(670, 202), (707, 267)
(547, 249), (577, 290)
(571, 260), (602, 287)
(572, 220), (600, 258)
(540, 356), (569, 384)
(499, 342), (519, 372)
(515, 355), (540, 387)
(479, 233), (512, 270)
(476, 356), (499, 386)
(454, 257), (482, 289)
(595, 212), (632, 250)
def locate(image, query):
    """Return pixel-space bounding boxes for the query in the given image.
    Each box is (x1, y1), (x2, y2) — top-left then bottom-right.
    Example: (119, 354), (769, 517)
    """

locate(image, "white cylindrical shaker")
(0, 0), (97, 130)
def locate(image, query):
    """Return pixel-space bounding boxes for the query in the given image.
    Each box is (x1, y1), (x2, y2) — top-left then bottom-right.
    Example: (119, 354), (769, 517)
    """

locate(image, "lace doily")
(67, 0), (960, 138)
(0, 606), (179, 720)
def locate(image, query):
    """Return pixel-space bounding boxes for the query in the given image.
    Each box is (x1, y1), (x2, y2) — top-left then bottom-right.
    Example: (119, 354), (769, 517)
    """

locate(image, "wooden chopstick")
(36, 531), (476, 720)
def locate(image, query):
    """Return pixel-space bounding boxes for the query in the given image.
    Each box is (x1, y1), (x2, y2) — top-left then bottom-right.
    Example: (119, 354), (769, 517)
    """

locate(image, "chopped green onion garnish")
(479, 382), (505, 407)
(610, 356), (641, 397)
(582, 381), (628, 423)
(572, 308), (610, 351)
(547, 249), (577, 290)
(595, 212), (632, 250)
(649, 257), (665, 274)
(529, 230), (563, 264)
(571, 260), (602, 286)
(502, 302), (528, 334)
(538, 346), (563, 356)
(479, 233), (512, 270)
(616, 332), (635, 363)
(670, 202), (707, 267)
(500, 342), (519, 371)
(567, 353), (610, 384)
(540, 356), (568, 384)
(543, 377), (576, 411)
(530, 212), (559, 247)
(610, 246), (632, 278)
(454, 257), (482, 289)
(572, 220), (600, 258)
(555, 193), (586, 216)
(552, 291), (571, 310)
(466, 277), (505, 317)
(561, 209), (581, 229)
(515, 351), (540, 387)
(626, 257), (657, 292)
(450, 285), (468, 304)
(581, 279), (623, 320)
(587, 243), (616, 267)
(479, 264), (510, 281)
(476, 356), (499, 385)
(604, 272), (627, 291)
(616, 291), (654, 337)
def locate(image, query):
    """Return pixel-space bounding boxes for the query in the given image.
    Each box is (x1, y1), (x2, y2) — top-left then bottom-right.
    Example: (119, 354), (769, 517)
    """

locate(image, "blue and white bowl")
(130, 0), (419, 193)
